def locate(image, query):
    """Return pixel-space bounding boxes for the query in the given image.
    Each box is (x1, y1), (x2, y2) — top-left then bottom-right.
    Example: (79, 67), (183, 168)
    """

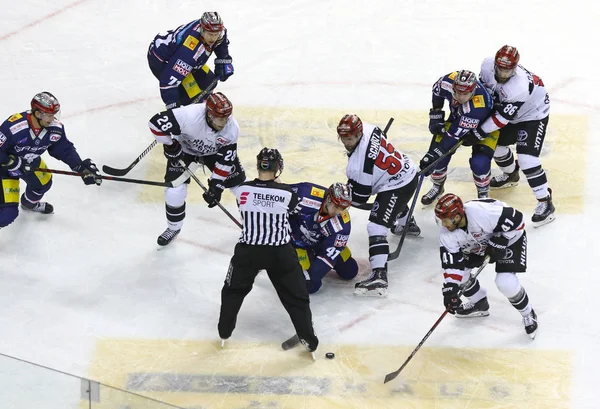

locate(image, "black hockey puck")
(325, 352), (335, 359)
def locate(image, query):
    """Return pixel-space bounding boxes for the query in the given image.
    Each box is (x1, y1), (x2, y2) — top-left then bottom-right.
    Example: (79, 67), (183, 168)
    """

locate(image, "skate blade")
(353, 287), (388, 297)
(220, 339), (226, 348)
(311, 352), (316, 361)
(490, 182), (519, 190)
(532, 213), (556, 228)
(455, 310), (490, 318)
(528, 330), (537, 340)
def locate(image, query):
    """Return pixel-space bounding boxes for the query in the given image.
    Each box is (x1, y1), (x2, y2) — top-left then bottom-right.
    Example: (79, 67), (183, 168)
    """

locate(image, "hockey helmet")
(200, 12), (224, 32)
(434, 193), (465, 220)
(337, 114), (363, 139)
(494, 45), (519, 83)
(31, 92), (60, 116)
(206, 92), (233, 118)
(452, 70), (477, 104)
(327, 182), (353, 209)
(256, 147), (284, 173)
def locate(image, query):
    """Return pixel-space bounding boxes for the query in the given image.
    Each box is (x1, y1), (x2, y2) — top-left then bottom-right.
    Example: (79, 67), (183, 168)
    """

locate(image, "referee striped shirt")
(236, 179), (299, 246)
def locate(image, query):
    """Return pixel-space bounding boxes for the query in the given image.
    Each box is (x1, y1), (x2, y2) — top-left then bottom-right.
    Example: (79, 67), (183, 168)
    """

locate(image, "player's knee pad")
(165, 183), (188, 207)
(0, 205), (19, 227)
(335, 255), (358, 280)
(469, 153), (492, 175)
(367, 221), (388, 237)
(495, 272), (522, 299)
(516, 153), (542, 172)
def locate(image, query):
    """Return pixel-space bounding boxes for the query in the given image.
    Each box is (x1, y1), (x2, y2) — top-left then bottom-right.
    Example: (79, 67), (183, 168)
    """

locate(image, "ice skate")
(455, 297), (490, 318)
(157, 228), (181, 246)
(523, 309), (538, 339)
(391, 215), (421, 237)
(20, 195), (54, 214)
(354, 267), (388, 297)
(421, 183), (445, 208)
(490, 166), (520, 189)
(532, 189), (556, 228)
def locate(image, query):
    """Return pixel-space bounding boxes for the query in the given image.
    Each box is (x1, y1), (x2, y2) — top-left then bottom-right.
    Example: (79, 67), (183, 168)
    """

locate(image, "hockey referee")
(218, 147), (319, 353)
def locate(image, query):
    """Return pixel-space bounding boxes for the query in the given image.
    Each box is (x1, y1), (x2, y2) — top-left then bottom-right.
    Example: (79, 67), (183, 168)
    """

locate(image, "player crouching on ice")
(435, 193), (538, 339)
(0, 92), (101, 228)
(289, 181), (358, 294)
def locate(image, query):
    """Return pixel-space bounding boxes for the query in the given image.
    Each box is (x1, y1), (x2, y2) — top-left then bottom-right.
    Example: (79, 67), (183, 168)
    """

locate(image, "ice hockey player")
(478, 45), (554, 227)
(421, 70), (500, 205)
(0, 92), (101, 227)
(289, 181), (358, 294)
(148, 92), (246, 246)
(218, 148), (319, 356)
(435, 193), (538, 339)
(147, 12), (234, 109)
(337, 114), (421, 297)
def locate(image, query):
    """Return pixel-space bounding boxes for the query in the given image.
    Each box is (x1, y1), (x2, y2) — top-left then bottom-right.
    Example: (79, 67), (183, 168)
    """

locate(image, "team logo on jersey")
(7, 113), (22, 122)
(239, 191), (250, 205)
(517, 130), (528, 142)
(0, 132), (6, 147)
(173, 59), (192, 76)
(448, 71), (458, 80)
(49, 133), (61, 142)
(472, 95), (485, 108)
(183, 35), (198, 50)
(216, 136), (228, 145)
(458, 116), (479, 129)
(9, 121), (28, 135)
(341, 210), (350, 223)
(310, 187), (325, 198)
(334, 234), (349, 247)
(252, 192), (285, 208)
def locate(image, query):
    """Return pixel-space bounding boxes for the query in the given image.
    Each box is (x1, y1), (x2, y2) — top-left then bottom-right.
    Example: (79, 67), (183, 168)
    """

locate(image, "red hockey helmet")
(453, 70), (477, 94)
(206, 92), (233, 118)
(31, 91), (60, 115)
(495, 45), (520, 70)
(200, 12), (224, 33)
(337, 114), (363, 139)
(327, 182), (353, 209)
(434, 193), (464, 220)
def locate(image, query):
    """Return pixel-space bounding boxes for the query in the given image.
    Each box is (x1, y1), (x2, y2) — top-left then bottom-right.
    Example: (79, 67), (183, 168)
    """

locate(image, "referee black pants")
(218, 242), (319, 350)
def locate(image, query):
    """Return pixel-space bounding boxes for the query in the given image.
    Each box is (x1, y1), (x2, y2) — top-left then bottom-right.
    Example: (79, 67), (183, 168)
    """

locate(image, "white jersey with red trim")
(148, 103), (240, 183)
(479, 57), (550, 133)
(439, 199), (525, 285)
(345, 122), (417, 202)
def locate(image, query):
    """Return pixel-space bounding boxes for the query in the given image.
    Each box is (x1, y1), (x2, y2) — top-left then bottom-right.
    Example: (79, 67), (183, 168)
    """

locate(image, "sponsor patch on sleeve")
(341, 210), (350, 224)
(334, 234), (349, 247)
(310, 187), (325, 198)
(448, 71), (458, 80)
(9, 121), (28, 135)
(49, 133), (62, 142)
(173, 59), (192, 76)
(7, 113), (22, 122)
(458, 116), (480, 129)
(183, 35), (198, 51)
(472, 95), (485, 108)
(301, 197), (321, 209)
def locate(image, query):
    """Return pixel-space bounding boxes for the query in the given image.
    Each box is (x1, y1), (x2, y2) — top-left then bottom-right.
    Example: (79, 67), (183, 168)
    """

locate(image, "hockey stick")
(383, 257), (490, 384)
(35, 167), (173, 187)
(350, 118), (395, 212)
(387, 174), (425, 261)
(102, 140), (158, 176)
(190, 75), (220, 104)
(178, 160), (243, 229)
(417, 138), (465, 178)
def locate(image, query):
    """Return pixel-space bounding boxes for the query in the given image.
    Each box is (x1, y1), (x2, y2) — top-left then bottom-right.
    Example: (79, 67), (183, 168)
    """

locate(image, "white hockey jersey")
(148, 103), (240, 183)
(345, 122), (417, 203)
(479, 57), (550, 133)
(439, 199), (525, 285)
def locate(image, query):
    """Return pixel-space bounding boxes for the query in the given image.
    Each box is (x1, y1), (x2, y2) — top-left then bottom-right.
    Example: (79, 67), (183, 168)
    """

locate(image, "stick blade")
(102, 165), (131, 176)
(281, 334), (300, 350)
(384, 370), (400, 384)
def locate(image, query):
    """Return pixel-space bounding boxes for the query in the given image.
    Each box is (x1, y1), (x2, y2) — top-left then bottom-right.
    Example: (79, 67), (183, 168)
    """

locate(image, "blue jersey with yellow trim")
(289, 182), (352, 269)
(432, 71), (494, 139)
(148, 20), (230, 105)
(0, 111), (82, 169)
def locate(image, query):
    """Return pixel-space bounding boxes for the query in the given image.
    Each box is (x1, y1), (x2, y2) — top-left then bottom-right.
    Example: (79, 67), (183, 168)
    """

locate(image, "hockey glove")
(428, 109), (446, 135)
(2, 155), (33, 177)
(73, 158), (102, 185)
(442, 282), (461, 314)
(419, 146), (445, 176)
(203, 179), (225, 208)
(465, 253), (486, 269)
(215, 56), (234, 81)
(462, 126), (488, 146)
(486, 234), (509, 263)
(163, 140), (183, 163)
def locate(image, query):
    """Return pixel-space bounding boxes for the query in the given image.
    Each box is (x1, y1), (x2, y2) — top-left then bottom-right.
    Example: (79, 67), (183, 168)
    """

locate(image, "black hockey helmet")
(256, 147), (284, 174)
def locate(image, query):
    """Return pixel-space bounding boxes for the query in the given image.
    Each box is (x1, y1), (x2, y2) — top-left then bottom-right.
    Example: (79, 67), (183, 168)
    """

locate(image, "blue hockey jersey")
(289, 182), (352, 271)
(148, 20), (230, 106)
(0, 111), (83, 170)
(432, 71), (494, 142)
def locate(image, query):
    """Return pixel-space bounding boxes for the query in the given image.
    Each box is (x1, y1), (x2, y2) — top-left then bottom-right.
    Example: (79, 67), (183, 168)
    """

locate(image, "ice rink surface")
(1, 0), (599, 408)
